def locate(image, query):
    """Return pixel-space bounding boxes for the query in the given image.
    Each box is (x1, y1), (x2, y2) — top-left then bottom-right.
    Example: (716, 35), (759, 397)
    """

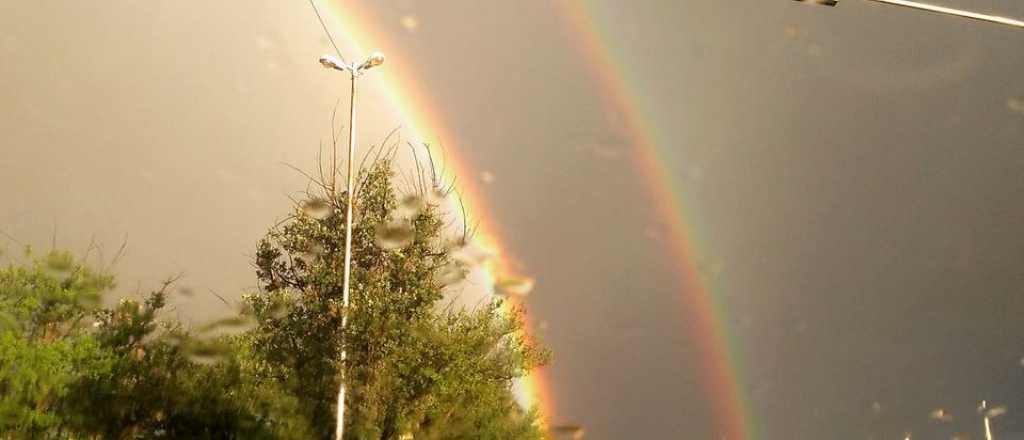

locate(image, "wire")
(308, 0), (348, 64)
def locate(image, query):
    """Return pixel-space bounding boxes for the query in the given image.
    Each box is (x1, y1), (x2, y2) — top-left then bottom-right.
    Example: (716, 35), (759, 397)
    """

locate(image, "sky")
(2, 1), (1024, 438)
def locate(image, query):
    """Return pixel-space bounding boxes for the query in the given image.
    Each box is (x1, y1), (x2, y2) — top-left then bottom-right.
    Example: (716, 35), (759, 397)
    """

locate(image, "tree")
(0, 152), (550, 439)
(0, 249), (309, 439)
(246, 156), (549, 439)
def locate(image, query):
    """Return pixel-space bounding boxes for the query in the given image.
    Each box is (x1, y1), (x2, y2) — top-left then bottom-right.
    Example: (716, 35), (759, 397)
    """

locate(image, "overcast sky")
(2, 1), (1023, 438)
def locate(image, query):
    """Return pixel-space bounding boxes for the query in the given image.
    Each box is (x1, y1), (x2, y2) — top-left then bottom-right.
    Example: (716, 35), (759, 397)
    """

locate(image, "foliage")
(0, 250), (306, 439)
(248, 158), (549, 439)
(0, 155), (550, 439)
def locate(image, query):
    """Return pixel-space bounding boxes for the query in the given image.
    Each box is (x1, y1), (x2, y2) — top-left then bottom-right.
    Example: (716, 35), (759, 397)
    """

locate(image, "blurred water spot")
(984, 406), (1006, 418)
(44, 252), (74, 279)
(495, 276), (534, 297)
(929, 408), (953, 422)
(1008, 97), (1024, 115)
(183, 339), (232, 365)
(480, 171), (495, 184)
(783, 24), (807, 40)
(197, 316), (256, 336)
(399, 15), (419, 33)
(397, 194), (424, 218)
(436, 263), (466, 286)
(425, 187), (447, 205)
(375, 221), (415, 250)
(450, 243), (495, 266)
(550, 424), (585, 439)
(302, 197), (333, 220)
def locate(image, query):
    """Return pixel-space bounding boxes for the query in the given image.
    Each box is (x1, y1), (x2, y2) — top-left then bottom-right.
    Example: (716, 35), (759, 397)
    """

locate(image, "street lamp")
(319, 50), (385, 440)
(792, 0), (1024, 29)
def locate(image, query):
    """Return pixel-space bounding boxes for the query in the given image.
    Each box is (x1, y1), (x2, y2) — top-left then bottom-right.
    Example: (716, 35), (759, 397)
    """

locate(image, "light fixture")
(319, 55), (347, 71)
(793, 0), (839, 6)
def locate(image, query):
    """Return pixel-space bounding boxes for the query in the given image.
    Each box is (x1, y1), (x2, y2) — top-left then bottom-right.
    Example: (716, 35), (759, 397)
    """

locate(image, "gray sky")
(2, 1), (1023, 438)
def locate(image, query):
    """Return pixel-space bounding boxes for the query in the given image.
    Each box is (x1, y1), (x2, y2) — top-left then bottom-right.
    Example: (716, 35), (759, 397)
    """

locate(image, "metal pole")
(336, 69), (357, 440)
(981, 400), (993, 440)
(863, 0), (1024, 29)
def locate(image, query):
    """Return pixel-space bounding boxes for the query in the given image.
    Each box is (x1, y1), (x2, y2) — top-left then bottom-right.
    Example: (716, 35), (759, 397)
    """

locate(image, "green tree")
(0, 250), (309, 439)
(246, 157), (549, 439)
(0, 153), (551, 439)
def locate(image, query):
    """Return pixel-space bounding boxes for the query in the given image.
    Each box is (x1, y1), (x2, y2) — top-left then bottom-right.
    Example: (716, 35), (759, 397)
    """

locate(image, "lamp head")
(792, 0), (839, 6)
(318, 55), (347, 71)
(358, 51), (385, 71)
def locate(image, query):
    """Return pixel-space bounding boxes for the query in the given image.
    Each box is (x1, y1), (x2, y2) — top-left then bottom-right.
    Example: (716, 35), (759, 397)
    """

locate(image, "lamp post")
(319, 50), (385, 440)
(792, 0), (1024, 29)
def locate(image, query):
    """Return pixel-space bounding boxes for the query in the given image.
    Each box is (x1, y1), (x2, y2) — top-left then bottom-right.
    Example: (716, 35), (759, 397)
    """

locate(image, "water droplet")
(397, 194), (424, 218)
(985, 406), (1007, 418)
(1008, 97), (1024, 115)
(264, 299), (290, 320)
(399, 15), (419, 33)
(480, 171), (495, 184)
(436, 263), (466, 286)
(196, 316), (256, 335)
(302, 197), (333, 220)
(784, 25), (806, 40)
(550, 424), (585, 439)
(44, 252), (74, 278)
(183, 339), (232, 365)
(929, 408), (953, 422)
(425, 187), (447, 205)
(375, 221), (415, 250)
(450, 243), (495, 266)
(495, 276), (534, 297)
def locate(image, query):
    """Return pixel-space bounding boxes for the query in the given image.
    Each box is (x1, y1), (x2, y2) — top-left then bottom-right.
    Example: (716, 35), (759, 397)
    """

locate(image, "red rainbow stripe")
(321, 0), (558, 426)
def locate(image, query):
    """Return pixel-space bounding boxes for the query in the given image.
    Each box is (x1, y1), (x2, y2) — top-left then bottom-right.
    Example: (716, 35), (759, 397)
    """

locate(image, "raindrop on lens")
(436, 263), (466, 286)
(398, 194), (424, 218)
(375, 221), (415, 250)
(495, 276), (534, 297)
(929, 408), (953, 422)
(302, 197), (332, 220)
(985, 406), (1007, 418)
(550, 424), (585, 439)
(184, 339), (231, 365)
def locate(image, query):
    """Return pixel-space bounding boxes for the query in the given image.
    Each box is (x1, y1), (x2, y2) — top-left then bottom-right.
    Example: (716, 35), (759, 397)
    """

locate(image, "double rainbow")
(320, 1), (750, 437)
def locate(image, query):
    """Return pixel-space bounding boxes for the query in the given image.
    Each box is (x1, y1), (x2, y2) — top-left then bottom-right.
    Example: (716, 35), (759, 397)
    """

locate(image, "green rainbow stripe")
(557, 2), (756, 438)
(319, 0), (558, 425)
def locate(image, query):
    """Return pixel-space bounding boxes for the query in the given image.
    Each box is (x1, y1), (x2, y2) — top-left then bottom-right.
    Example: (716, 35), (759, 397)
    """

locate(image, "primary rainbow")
(319, 0), (557, 426)
(319, 1), (752, 437)
(557, 2), (755, 439)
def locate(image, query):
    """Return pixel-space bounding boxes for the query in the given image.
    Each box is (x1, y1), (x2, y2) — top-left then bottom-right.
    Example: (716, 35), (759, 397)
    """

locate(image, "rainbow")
(319, 1), (752, 437)
(557, 2), (754, 438)
(319, 0), (557, 426)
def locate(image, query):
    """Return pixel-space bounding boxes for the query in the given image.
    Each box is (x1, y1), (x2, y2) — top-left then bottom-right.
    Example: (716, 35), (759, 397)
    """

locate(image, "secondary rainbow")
(557, 2), (755, 439)
(319, 0), (557, 425)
